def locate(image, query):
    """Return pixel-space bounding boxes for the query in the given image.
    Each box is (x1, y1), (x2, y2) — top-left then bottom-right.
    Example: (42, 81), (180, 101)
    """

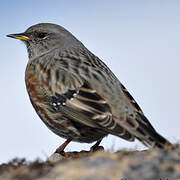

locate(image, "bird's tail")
(136, 129), (172, 149)
(134, 113), (173, 149)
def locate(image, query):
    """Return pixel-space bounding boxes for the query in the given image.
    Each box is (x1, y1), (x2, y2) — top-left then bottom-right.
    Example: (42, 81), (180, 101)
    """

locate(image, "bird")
(7, 23), (172, 153)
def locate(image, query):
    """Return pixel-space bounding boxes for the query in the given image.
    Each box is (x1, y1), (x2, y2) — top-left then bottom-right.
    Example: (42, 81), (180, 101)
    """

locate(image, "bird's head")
(7, 23), (80, 59)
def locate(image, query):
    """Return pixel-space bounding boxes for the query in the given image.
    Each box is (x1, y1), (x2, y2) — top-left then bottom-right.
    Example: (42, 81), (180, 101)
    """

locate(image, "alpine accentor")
(7, 23), (172, 152)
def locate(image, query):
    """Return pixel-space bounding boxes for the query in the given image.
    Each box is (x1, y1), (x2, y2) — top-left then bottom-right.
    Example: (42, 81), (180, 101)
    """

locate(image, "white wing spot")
(52, 102), (57, 107)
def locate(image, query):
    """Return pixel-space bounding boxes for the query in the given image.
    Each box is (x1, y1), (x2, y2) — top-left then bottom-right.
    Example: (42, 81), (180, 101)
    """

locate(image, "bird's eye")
(37, 32), (47, 39)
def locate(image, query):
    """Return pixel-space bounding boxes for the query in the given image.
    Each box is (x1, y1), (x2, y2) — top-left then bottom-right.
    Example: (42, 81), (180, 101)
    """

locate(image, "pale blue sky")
(0, 1), (180, 163)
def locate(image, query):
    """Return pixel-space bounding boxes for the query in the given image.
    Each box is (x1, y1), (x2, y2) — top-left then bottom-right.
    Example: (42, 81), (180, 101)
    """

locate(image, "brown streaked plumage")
(7, 23), (172, 152)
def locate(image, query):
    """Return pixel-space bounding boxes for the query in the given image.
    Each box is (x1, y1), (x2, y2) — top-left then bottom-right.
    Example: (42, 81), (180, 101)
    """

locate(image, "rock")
(0, 146), (180, 180)
(48, 153), (65, 162)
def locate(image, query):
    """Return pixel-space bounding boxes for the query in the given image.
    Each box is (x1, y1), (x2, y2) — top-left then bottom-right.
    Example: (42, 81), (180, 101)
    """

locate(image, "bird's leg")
(55, 138), (72, 155)
(90, 139), (104, 152)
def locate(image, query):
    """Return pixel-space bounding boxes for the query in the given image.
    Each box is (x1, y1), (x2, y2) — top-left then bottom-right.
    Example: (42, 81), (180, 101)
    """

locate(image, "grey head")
(7, 23), (82, 59)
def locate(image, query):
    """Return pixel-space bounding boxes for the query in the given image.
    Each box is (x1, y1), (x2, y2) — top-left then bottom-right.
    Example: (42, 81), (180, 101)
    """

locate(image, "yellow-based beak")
(7, 33), (30, 41)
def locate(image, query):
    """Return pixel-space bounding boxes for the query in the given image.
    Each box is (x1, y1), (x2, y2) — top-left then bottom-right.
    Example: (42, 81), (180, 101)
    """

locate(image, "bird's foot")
(55, 149), (66, 156)
(90, 145), (104, 152)
(90, 139), (104, 152)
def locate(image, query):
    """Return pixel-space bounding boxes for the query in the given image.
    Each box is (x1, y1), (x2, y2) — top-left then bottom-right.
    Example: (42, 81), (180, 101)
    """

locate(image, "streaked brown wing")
(51, 81), (134, 141)
(34, 56), (134, 141)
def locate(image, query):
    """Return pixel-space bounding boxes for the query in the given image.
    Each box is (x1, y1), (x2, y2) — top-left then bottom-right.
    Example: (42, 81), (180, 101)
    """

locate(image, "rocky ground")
(0, 146), (180, 180)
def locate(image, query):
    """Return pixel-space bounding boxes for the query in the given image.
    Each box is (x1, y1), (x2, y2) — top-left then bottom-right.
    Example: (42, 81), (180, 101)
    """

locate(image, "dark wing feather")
(35, 54), (134, 141)
(51, 80), (134, 141)
(120, 83), (143, 114)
